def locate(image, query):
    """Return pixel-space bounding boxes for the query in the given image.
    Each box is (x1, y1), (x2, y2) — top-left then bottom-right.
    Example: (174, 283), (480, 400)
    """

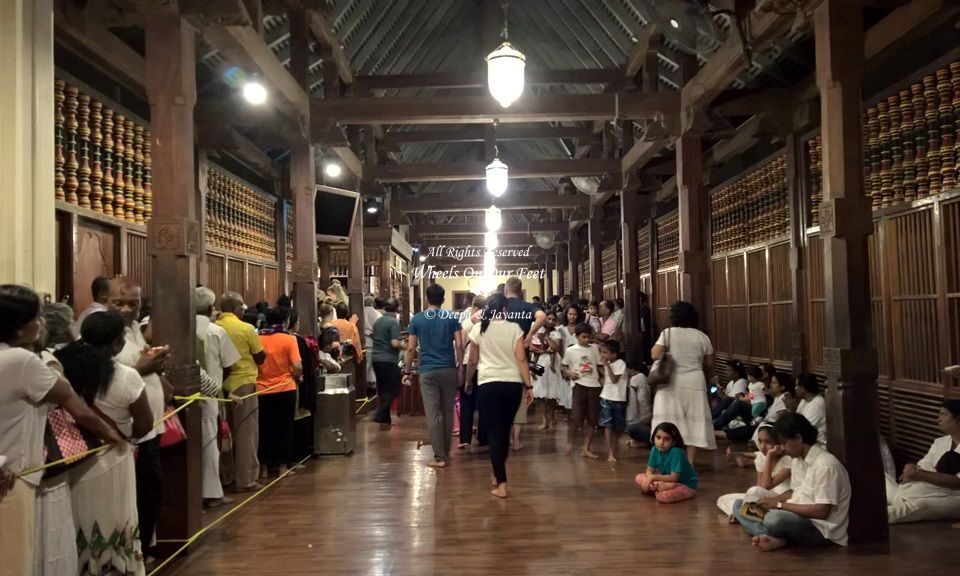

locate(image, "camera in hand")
(528, 361), (545, 377)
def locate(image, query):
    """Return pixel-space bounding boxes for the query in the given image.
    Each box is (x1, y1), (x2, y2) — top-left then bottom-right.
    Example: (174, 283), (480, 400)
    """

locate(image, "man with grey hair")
(216, 291), (266, 492)
(196, 287), (240, 507)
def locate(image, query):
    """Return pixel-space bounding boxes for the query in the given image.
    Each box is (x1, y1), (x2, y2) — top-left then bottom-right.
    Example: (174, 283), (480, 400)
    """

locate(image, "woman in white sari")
(557, 305), (584, 411)
(56, 311), (154, 575)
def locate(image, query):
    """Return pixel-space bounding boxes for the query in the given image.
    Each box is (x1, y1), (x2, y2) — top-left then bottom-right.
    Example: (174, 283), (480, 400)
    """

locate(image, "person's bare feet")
(512, 442), (523, 451)
(427, 459), (447, 468)
(491, 484), (508, 498)
(581, 450), (600, 460)
(537, 423), (550, 430)
(607, 455), (618, 463)
(728, 515), (739, 525)
(457, 443), (469, 450)
(726, 445), (734, 460)
(752, 535), (787, 552)
(565, 445), (574, 456)
(734, 455), (751, 468)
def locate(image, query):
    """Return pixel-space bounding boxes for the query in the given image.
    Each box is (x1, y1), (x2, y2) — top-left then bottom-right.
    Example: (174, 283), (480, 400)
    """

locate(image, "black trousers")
(478, 381), (523, 485)
(372, 361), (402, 424)
(135, 437), (162, 552)
(258, 390), (296, 468)
(459, 371), (487, 446)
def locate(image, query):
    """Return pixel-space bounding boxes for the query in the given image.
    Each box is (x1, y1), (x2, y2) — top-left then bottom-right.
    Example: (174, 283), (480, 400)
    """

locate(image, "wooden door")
(73, 219), (118, 315)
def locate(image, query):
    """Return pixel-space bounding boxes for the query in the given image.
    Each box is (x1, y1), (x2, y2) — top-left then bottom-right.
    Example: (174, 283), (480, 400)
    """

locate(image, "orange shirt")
(256, 333), (301, 394)
(332, 319), (364, 362)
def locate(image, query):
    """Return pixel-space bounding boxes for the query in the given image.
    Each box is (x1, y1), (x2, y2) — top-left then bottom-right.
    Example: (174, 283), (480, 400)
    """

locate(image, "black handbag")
(648, 328), (674, 389)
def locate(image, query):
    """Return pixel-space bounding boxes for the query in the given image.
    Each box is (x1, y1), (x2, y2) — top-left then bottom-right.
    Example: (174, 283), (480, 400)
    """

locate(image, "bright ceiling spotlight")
(366, 204), (378, 214)
(324, 163), (342, 178)
(485, 156), (508, 197)
(242, 80), (267, 105)
(485, 205), (502, 232)
(419, 255), (427, 263)
(484, 231), (499, 250)
(670, 18), (680, 29)
(486, 41), (526, 108)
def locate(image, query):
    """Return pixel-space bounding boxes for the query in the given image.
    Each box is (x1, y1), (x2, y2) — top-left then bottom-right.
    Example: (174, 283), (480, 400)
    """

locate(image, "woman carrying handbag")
(649, 301), (716, 468)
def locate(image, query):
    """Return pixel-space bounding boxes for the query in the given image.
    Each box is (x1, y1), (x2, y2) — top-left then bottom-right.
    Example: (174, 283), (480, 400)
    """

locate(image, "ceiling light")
(486, 41), (526, 108)
(485, 205), (502, 232)
(484, 231), (498, 250)
(485, 157), (508, 197)
(419, 255), (426, 263)
(669, 18), (680, 30)
(242, 81), (267, 105)
(366, 204), (378, 214)
(324, 163), (342, 178)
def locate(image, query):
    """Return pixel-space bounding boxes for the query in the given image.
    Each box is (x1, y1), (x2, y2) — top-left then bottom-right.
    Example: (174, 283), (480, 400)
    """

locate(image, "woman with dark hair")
(465, 294), (533, 498)
(650, 301), (716, 466)
(557, 305), (585, 410)
(57, 311), (153, 574)
(712, 360), (748, 420)
(257, 307), (302, 479)
(0, 285), (121, 575)
(886, 400), (960, 524)
(795, 374), (826, 445)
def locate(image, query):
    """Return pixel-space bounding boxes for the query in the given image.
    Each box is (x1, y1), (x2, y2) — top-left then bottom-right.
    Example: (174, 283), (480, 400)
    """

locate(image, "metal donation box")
(314, 373), (356, 455)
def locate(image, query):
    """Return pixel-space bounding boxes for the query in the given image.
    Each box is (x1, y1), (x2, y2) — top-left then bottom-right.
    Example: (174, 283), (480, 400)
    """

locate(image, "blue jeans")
(732, 499), (828, 546)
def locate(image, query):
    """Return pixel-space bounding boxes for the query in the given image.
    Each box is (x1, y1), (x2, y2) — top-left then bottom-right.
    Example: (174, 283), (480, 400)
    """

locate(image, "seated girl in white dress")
(718, 423), (792, 520)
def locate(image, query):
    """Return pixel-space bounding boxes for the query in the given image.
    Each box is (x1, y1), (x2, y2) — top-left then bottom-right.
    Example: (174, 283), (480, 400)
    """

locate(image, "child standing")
(598, 340), (628, 463)
(585, 302), (602, 333)
(635, 422), (698, 503)
(561, 323), (602, 459)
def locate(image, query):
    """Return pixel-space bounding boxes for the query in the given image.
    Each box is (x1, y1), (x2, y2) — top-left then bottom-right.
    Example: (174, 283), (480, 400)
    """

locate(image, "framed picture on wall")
(452, 291), (473, 311)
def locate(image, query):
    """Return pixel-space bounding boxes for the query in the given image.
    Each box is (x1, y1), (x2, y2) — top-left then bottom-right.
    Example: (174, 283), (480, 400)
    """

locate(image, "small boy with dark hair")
(562, 322), (602, 459)
(598, 340), (628, 463)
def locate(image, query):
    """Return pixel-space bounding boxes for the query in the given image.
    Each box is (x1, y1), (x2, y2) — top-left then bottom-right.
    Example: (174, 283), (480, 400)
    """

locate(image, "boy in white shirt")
(562, 323), (602, 459)
(598, 340), (628, 463)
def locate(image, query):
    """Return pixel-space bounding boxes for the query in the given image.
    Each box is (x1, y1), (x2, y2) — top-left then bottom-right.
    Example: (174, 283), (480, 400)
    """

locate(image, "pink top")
(601, 315), (619, 337)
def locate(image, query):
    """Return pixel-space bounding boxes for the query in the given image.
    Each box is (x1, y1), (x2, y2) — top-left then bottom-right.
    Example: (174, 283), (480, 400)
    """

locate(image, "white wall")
(431, 274), (544, 310)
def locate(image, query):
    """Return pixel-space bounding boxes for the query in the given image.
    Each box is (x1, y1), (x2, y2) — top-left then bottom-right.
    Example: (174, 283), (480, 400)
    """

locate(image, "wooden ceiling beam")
(394, 190), (588, 215)
(414, 221), (568, 236)
(348, 68), (625, 92)
(199, 126), (279, 179)
(305, 7), (354, 85)
(367, 159), (620, 183)
(379, 125), (594, 145)
(624, 24), (662, 79)
(680, 0), (819, 114)
(310, 92), (680, 126)
(54, 6), (146, 94)
(864, 0), (948, 61)
(622, 138), (670, 174)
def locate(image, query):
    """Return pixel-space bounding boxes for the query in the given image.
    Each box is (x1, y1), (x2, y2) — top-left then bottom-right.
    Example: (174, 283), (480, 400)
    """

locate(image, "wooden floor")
(169, 415), (958, 576)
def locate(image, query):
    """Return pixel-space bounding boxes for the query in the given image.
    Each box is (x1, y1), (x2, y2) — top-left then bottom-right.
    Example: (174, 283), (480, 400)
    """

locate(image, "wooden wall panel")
(712, 259), (728, 353)
(74, 219), (118, 316)
(726, 256), (748, 357)
(655, 270), (679, 331)
(944, 199), (960, 396)
(805, 234), (825, 374)
(207, 254), (225, 301)
(126, 231), (150, 297)
(227, 258), (245, 296)
(889, 387), (946, 462)
(247, 264), (264, 305)
(869, 221), (890, 378)
(769, 243), (792, 363)
(747, 249), (770, 361)
(886, 209), (941, 386)
(264, 266), (279, 305)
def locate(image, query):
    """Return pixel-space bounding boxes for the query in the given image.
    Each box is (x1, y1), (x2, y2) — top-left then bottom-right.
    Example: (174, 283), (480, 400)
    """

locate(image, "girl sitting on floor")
(718, 423), (792, 520)
(635, 422), (698, 503)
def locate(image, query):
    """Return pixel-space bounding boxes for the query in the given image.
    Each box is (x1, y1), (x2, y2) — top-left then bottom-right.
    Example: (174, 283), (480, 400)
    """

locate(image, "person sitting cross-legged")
(732, 413), (851, 552)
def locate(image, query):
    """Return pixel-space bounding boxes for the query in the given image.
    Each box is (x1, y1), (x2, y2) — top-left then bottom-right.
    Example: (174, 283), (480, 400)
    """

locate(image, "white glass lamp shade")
(484, 205), (502, 232)
(484, 231), (499, 250)
(242, 81), (267, 104)
(486, 42), (526, 108)
(486, 157), (508, 197)
(483, 250), (497, 274)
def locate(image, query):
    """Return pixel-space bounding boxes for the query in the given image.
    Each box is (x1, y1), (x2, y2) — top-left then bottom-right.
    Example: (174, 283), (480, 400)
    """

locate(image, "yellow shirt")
(216, 312), (264, 393)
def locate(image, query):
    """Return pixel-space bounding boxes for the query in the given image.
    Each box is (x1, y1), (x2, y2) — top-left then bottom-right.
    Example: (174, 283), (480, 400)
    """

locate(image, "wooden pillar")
(196, 150), (209, 286)
(677, 131), (706, 315)
(568, 227), (580, 301)
(289, 7), (318, 334)
(786, 132), (808, 374)
(544, 252), (553, 298)
(144, 9), (201, 549)
(588, 215), (603, 301)
(621, 186), (642, 365)
(0, 0), (56, 293)
(555, 244), (565, 295)
(814, 0), (887, 546)
(378, 245), (391, 298)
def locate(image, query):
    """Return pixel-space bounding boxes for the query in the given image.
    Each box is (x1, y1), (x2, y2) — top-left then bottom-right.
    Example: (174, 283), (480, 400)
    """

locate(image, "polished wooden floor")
(170, 414), (959, 575)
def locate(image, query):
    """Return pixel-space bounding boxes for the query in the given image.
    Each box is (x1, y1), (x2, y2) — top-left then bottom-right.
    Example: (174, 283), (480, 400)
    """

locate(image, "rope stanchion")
(145, 453), (312, 576)
(173, 382), (284, 405)
(354, 395), (378, 414)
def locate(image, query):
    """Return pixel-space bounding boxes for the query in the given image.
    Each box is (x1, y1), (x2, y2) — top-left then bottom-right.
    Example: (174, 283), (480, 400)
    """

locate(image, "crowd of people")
(2, 274), (960, 576)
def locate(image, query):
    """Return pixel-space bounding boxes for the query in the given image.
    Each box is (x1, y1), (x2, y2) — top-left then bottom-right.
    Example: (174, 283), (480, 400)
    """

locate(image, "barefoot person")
(733, 413), (851, 552)
(561, 323), (602, 459)
(465, 294), (533, 498)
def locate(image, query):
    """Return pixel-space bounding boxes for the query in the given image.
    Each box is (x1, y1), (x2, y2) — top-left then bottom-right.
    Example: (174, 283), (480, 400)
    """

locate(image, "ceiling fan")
(637, 0), (751, 64)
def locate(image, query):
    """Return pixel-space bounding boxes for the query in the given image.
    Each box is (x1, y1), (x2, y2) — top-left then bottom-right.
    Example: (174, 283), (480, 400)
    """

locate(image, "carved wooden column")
(275, 183), (289, 296)
(567, 226), (580, 301)
(544, 251), (553, 298)
(555, 244), (565, 295)
(588, 215), (603, 302)
(677, 131), (707, 316)
(144, 8), (201, 550)
(289, 8), (318, 334)
(621, 185), (642, 365)
(786, 132), (808, 374)
(815, 0), (887, 546)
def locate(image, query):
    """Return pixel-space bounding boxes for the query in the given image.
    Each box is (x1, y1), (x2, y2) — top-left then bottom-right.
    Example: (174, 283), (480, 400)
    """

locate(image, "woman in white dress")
(886, 400), (960, 524)
(532, 310), (564, 430)
(557, 305), (584, 411)
(56, 311), (154, 575)
(650, 301), (716, 466)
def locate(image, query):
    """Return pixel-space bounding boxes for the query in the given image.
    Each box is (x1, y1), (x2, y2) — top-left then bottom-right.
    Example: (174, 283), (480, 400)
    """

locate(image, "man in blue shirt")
(404, 284), (463, 467)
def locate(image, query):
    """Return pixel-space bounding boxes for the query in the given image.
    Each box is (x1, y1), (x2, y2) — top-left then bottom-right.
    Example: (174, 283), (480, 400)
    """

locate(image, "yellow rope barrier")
(354, 395), (378, 414)
(17, 394), (202, 478)
(146, 453), (312, 576)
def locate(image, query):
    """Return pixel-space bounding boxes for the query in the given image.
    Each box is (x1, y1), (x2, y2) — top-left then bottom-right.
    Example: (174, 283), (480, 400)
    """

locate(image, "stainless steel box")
(314, 373), (356, 455)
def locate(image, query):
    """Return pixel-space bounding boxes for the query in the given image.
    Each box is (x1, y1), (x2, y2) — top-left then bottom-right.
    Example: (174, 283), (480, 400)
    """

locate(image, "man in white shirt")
(363, 296), (382, 388)
(738, 413), (851, 551)
(195, 287), (241, 508)
(74, 275), (111, 332)
(107, 277), (170, 556)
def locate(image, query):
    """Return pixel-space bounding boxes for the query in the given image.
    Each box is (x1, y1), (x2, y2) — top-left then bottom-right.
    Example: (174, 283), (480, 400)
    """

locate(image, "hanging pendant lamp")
(485, 156), (508, 197)
(486, 41), (526, 108)
(485, 205), (502, 232)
